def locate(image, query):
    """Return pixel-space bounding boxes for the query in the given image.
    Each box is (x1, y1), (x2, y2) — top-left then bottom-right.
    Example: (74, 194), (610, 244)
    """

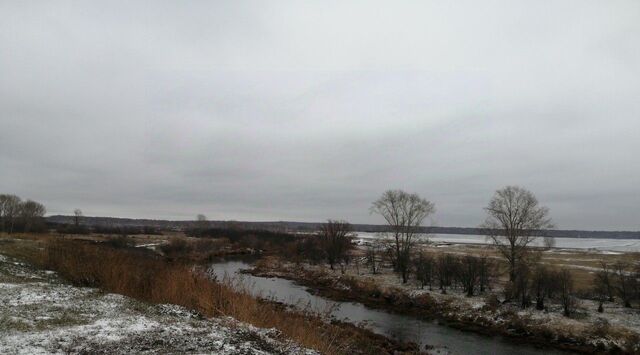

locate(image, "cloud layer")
(1, 1), (639, 229)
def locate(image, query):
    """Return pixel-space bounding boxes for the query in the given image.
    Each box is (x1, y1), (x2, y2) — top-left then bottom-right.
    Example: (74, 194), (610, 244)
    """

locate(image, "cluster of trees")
(480, 186), (583, 316)
(291, 220), (355, 272)
(594, 261), (640, 310)
(365, 186), (592, 317)
(0, 194), (47, 233)
(412, 252), (496, 296)
(506, 260), (578, 316)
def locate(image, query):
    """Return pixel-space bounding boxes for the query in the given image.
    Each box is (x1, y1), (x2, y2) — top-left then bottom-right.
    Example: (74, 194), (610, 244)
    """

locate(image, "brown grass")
(2, 236), (412, 355)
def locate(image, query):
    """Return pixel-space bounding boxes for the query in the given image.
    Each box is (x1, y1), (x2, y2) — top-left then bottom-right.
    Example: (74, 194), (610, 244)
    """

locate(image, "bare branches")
(371, 190), (435, 283)
(482, 186), (553, 282)
(318, 220), (354, 270)
(73, 209), (83, 227)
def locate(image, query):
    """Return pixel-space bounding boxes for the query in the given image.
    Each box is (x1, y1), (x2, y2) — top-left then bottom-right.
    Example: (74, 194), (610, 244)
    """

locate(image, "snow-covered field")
(356, 233), (640, 252)
(0, 254), (315, 355)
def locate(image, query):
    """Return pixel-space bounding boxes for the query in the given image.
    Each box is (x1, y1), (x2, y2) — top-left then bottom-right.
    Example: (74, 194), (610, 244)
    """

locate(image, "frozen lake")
(355, 232), (640, 253)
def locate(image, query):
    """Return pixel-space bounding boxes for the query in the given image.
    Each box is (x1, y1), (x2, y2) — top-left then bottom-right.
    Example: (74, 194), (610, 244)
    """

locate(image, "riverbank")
(249, 256), (640, 354)
(0, 253), (317, 354)
(0, 234), (425, 355)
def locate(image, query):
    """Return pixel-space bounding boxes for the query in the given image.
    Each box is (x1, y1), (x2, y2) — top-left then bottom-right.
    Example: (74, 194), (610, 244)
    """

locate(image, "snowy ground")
(0, 254), (315, 355)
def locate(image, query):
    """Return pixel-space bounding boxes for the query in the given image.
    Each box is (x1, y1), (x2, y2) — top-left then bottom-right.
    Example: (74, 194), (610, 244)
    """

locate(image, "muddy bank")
(247, 259), (637, 355)
(264, 299), (423, 354)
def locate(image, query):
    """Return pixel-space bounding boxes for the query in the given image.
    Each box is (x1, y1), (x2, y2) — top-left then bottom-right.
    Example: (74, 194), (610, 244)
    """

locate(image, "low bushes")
(23, 239), (406, 354)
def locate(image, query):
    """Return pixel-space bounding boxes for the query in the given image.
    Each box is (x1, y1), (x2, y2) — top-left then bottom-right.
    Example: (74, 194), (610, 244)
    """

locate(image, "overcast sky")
(1, 1), (639, 230)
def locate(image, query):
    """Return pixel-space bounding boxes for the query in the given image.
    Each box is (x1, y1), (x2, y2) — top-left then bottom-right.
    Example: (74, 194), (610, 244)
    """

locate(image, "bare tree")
(436, 253), (456, 294)
(543, 236), (556, 250)
(414, 252), (434, 290)
(366, 242), (382, 274)
(477, 254), (495, 293)
(514, 261), (532, 308)
(318, 220), (354, 270)
(558, 268), (578, 317)
(0, 194), (9, 232)
(530, 264), (556, 310)
(73, 209), (83, 227)
(595, 262), (615, 303)
(0, 194), (22, 234)
(371, 190), (435, 284)
(19, 200), (46, 232)
(613, 262), (634, 308)
(482, 186), (553, 282)
(459, 255), (481, 297)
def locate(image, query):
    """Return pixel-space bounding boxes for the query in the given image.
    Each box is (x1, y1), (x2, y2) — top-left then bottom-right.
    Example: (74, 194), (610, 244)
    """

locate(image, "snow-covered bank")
(356, 233), (640, 252)
(252, 257), (640, 354)
(0, 254), (315, 355)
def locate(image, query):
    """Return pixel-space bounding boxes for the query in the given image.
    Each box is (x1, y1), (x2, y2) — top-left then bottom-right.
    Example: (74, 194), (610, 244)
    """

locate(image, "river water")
(209, 259), (567, 355)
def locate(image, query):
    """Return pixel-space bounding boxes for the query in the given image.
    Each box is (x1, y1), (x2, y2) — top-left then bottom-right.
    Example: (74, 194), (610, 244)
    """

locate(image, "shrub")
(105, 235), (135, 249)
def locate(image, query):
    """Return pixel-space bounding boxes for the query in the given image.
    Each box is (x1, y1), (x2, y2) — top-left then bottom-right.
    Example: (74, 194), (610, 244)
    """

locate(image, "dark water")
(209, 259), (566, 355)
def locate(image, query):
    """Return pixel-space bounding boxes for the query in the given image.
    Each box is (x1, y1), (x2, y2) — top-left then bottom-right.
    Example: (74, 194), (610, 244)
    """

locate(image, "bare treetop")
(370, 189), (435, 236)
(483, 186), (553, 236)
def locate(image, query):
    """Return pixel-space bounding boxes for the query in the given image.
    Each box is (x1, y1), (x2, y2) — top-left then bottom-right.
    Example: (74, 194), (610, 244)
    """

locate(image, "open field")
(414, 243), (640, 293)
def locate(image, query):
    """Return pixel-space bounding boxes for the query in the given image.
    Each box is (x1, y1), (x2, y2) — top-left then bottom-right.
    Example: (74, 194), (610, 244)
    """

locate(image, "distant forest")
(46, 215), (640, 239)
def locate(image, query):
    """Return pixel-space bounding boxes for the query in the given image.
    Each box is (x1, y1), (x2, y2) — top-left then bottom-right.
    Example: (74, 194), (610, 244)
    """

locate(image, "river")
(209, 258), (568, 355)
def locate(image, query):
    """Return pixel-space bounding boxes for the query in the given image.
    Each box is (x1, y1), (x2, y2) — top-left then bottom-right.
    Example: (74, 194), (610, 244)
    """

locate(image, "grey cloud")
(1, 1), (639, 230)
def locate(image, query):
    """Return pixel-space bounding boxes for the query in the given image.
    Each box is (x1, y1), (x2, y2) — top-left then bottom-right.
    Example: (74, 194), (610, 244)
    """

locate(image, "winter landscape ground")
(0, 252), (316, 355)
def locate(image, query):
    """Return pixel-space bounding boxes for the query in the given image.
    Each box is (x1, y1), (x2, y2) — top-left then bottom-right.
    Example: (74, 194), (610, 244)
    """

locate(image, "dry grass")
(0, 235), (412, 355)
(420, 243), (640, 292)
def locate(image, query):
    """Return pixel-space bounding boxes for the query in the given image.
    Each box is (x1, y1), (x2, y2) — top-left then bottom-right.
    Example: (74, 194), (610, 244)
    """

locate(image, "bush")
(159, 237), (191, 255)
(55, 224), (90, 235)
(105, 235), (135, 249)
(483, 294), (501, 312)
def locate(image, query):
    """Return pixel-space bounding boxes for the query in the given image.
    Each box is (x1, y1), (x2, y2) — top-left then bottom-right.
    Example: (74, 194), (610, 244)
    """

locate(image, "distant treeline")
(46, 215), (640, 239)
(54, 223), (162, 235)
(185, 227), (297, 244)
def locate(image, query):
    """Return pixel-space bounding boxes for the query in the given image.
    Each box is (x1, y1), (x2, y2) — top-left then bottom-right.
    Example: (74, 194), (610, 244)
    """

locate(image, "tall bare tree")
(595, 261), (615, 303)
(481, 186), (553, 282)
(613, 262), (634, 308)
(459, 255), (481, 297)
(318, 220), (354, 270)
(559, 268), (578, 317)
(365, 242), (382, 274)
(73, 209), (83, 227)
(371, 190), (435, 283)
(0, 194), (22, 234)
